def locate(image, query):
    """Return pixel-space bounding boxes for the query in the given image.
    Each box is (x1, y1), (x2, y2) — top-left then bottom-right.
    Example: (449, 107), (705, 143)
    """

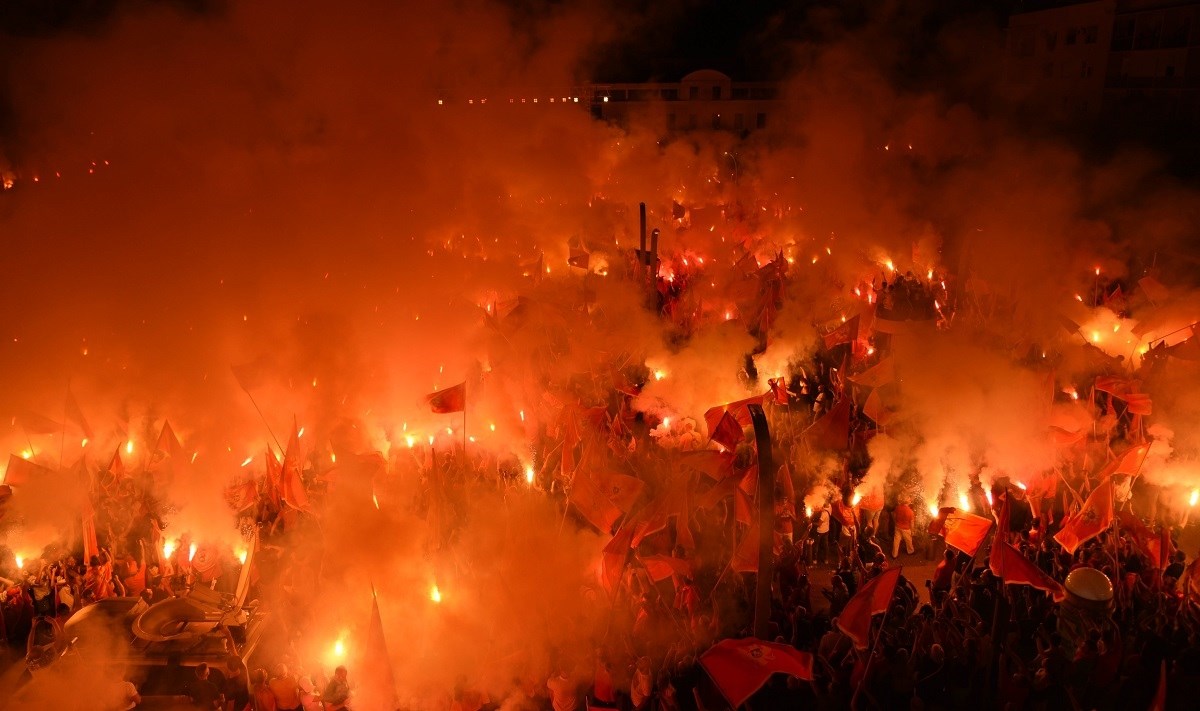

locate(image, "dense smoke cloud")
(2, 0), (1200, 706)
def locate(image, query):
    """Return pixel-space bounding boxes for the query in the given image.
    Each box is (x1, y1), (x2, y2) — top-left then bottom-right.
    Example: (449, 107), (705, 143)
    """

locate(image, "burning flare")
(430, 584), (442, 603)
(1191, 489), (1198, 507)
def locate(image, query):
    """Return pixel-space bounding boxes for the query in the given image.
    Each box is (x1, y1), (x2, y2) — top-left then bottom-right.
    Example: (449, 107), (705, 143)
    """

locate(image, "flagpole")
(237, 384), (284, 454)
(59, 380), (70, 470)
(850, 572), (897, 708)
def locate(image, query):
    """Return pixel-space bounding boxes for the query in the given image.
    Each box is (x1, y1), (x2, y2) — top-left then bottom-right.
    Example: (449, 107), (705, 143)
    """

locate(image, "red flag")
(225, 480), (259, 512)
(155, 421), (183, 459)
(601, 523), (636, 593)
(281, 424), (310, 510)
(735, 487), (753, 525)
(2, 455), (54, 487)
(989, 539), (1065, 601)
(361, 589), (400, 710)
(1122, 392), (1153, 416)
(837, 567), (902, 648)
(632, 477), (688, 545)
(108, 448), (126, 479)
(823, 315), (859, 350)
(767, 377), (790, 405)
(804, 398), (851, 451)
(700, 638), (813, 708)
(572, 469), (644, 533)
(850, 357), (894, 389)
(264, 448), (282, 507)
(1149, 659), (1167, 711)
(703, 394), (767, 434)
(82, 494), (99, 562)
(567, 247), (590, 269)
(18, 411), (62, 435)
(1117, 510), (1172, 568)
(929, 508), (993, 556)
(1094, 375), (1131, 396)
(65, 389), (93, 439)
(732, 519), (761, 573)
(1054, 479), (1114, 554)
(640, 555), (693, 582)
(709, 410), (745, 450)
(677, 450), (735, 481)
(1139, 276), (1169, 303)
(426, 383), (466, 414)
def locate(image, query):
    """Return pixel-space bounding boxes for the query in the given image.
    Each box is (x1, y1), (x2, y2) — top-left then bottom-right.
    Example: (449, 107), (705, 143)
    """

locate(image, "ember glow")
(2, 1), (1200, 709)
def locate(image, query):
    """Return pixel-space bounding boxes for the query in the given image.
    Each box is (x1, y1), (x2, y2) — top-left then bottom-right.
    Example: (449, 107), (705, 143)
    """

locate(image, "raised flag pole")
(747, 403), (774, 640)
(850, 568), (899, 708)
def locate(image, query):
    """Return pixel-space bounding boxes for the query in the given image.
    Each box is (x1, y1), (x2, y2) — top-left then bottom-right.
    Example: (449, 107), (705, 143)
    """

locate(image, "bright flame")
(524, 465), (535, 485)
(985, 489), (993, 506)
(298, 427), (305, 438)
(163, 540), (176, 560)
(332, 638), (346, 658)
(430, 584), (442, 603)
(958, 493), (970, 511)
(489, 423), (496, 432)
(928, 502), (939, 517)
(1191, 489), (1198, 507)
(236, 548), (247, 565)
(1016, 481), (1027, 491)
(372, 493), (380, 510)
(125, 441), (134, 455)
(851, 491), (862, 506)
(330, 452), (337, 464)
(15, 555), (24, 570)
(653, 370), (666, 381)
(519, 410), (525, 422)
(405, 435), (416, 448)
(188, 543), (197, 562)
(81, 438), (89, 448)
(240, 456), (253, 467)
(885, 259), (895, 272)
(805, 505), (813, 518)
(662, 417), (671, 429)
(21, 450), (32, 460)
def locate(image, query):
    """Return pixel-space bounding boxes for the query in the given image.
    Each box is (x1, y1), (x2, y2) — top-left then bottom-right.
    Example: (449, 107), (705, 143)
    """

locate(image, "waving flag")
(822, 315), (859, 350)
(929, 508), (993, 556)
(280, 424), (311, 510)
(708, 410), (745, 450)
(700, 638), (813, 708)
(426, 383), (466, 414)
(837, 567), (902, 648)
(64, 389), (93, 439)
(989, 539), (1065, 601)
(1054, 479), (1113, 554)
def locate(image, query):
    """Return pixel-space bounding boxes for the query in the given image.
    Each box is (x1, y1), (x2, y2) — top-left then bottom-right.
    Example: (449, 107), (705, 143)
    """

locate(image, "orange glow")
(1191, 489), (1198, 507)
(430, 584), (442, 603)
(125, 440), (134, 455)
(958, 493), (970, 511)
(188, 543), (197, 562)
(235, 547), (248, 565)
(163, 540), (176, 559)
(928, 502), (939, 517)
(525, 465), (535, 485)
(15, 555), (24, 570)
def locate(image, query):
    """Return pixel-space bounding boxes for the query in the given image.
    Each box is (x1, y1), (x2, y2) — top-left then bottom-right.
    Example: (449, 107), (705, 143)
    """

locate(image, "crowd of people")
(0, 240), (1196, 711)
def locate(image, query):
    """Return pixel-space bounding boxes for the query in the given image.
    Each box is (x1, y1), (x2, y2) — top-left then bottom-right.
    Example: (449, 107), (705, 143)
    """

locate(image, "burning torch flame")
(163, 540), (176, 560)
(430, 584), (442, 603)
(928, 502), (939, 517)
(1016, 482), (1027, 491)
(333, 638), (346, 658)
(405, 435), (416, 448)
(240, 456), (253, 467)
(373, 493), (380, 510)
(958, 493), (970, 511)
(188, 543), (198, 562)
(1191, 489), (1198, 507)
(525, 465), (535, 485)
(805, 505), (813, 518)
(653, 370), (666, 381)
(662, 417), (671, 429)
(21, 449), (32, 460)
(236, 548), (247, 565)
(126, 441), (134, 455)
(985, 489), (993, 506)
(851, 491), (862, 506)
(15, 555), (24, 570)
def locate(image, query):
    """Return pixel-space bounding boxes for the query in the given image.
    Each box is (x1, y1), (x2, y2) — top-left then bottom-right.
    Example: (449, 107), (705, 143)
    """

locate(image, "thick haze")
(2, 0), (1200, 705)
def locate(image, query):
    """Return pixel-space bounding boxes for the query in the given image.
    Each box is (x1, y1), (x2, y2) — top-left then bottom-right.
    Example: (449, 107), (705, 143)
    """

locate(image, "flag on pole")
(640, 555), (692, 582)
(823, 315), (859, 350)
(426, 383), (466, 414)
(837, 567), (902, 648)
(1054, 479), (1114, 554)
(929, 508), (994, 556)
(708, 410), (745, 451)
(361, 588), (400, 710)
(601, 521), (636, 594)
(567, 246), (590, 269)
(2, 454), (54, 487)
(803, 398), (851, 451)
(989, 539), (1065, 601)
(280, 422), (310, 510)
(64, 389), (93, 439)
(18, 411), (62, 435)
(700, 638), (813, 708)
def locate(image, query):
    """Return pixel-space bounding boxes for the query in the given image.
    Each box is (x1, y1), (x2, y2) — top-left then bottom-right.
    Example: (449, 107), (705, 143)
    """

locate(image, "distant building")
(588, 70), (783, 136)
(1006, 1), (1200, 126)
(434, 70), (785, 137)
